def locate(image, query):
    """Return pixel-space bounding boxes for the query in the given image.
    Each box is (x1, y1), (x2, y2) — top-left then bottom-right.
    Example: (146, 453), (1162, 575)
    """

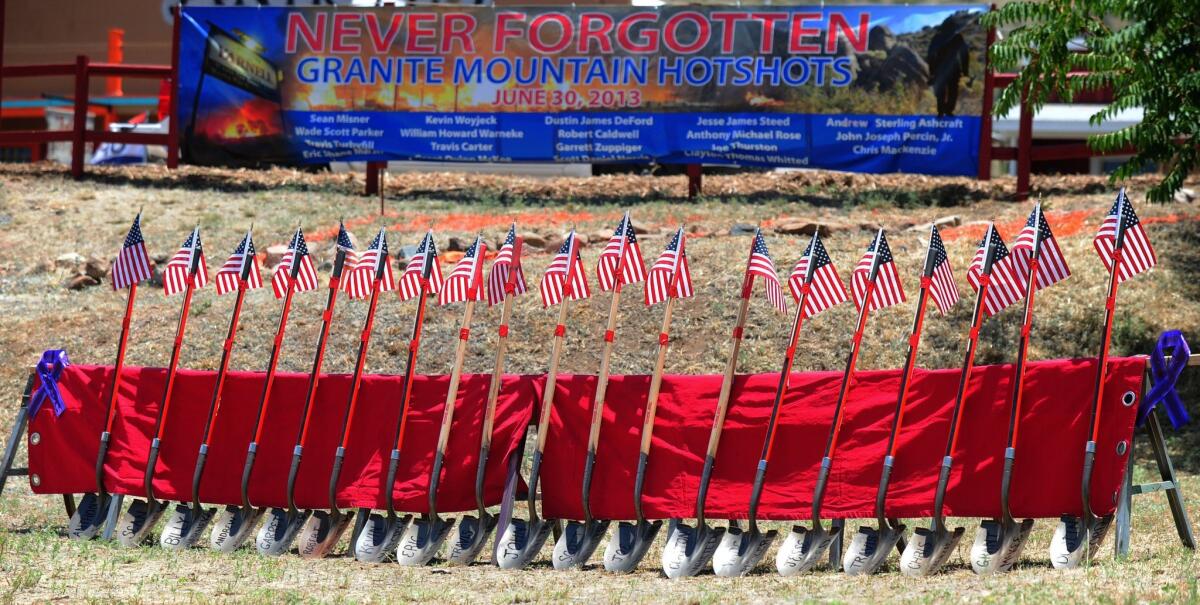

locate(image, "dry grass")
(0, 164), (1198, 603)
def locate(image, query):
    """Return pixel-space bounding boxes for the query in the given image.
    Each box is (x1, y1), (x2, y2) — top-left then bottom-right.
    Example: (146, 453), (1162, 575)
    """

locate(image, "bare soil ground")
(0, 164), (1197, 603)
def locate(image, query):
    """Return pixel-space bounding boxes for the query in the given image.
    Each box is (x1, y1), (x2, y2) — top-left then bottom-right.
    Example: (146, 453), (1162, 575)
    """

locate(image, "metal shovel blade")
(159, 503), (216, 550)
(899, 525), (964, 576)
(67, 492), (108, 541)
(255, 507), (307, 556)
(843, 523), (906, 576)
(396, 515), (456, 566)
(998, 519), (1035, 572)
(446, 512), (497, 565)
(711, 524), (777, 577)
(1049, 514), (1104, 570)
(661, 519), (725, 579)
(353, 512), (410, 563)
(209, 505), (263, 552)
(776, 523), (841, 576)
(603, 519), (662, 573)
(494, 517), (555, 569)
(116, 499), (165, 547)
(551, 519), (611, 570)
(294, 509), (351, 558)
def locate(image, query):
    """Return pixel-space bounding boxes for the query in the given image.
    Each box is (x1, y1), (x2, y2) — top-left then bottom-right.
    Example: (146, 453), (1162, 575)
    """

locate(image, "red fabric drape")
(28, 357), (1141, 520)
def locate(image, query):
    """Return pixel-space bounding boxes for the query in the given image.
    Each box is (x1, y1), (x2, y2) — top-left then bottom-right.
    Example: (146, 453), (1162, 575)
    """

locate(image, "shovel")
(663, 235), (759, 579)
(116, 229), (205, 547)
(450, 233), (524, 565)
(69, 280), (139, 541)
(355, 233), (444, 563)
(495, 230), (584, 570)
(901, 224), (1003, 576)
(258, 230), (355, 556)
(1051, 195), (1131, 570)
(845, 229), (944, 575)
(778, 230), (893, 576)
(162, 234), (257, 550)
(603, 239), (687, 573)
(281, 228), (393, 558)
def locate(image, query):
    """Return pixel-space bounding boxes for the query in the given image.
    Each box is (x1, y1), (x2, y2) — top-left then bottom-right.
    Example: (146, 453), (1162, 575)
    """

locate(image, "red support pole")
(167, 5), (180, 169)
(977, 4), (997, 181)
(71, 55), (89, 180)
(686, 164), (702, 199)
(1, 0), (7, 126)
(1015, 82), (1033, 201)
(365, 160), (382, 196)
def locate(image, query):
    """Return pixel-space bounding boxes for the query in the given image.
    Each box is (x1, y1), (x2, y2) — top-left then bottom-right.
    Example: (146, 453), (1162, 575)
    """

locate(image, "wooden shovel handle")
(535, 298), (572, 452)
(638, 297), (675, 455)
(705, 294), (751, 458)
(586, 287), (623, 451)
(480, 292), (515, 450)
(435, 300), (476, 454)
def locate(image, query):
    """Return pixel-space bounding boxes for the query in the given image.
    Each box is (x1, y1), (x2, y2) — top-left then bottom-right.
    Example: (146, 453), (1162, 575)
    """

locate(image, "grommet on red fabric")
(29, 432), (40, 446)
(604, 330), (615, 343)
(659, 332), (669, 346)
(459, 328), (470, 341)
(1116, 440), (1128, 455)
(1122, 391), (1137, 406)
(732, 326), (744, 339)
(554, 324), (565, 337)
(498, 325), (509, 337)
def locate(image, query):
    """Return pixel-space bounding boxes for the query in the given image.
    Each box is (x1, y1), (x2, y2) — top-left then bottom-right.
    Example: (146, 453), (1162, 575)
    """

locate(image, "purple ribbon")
(1140, 331), (1190, 429)
(29, 349), (70, 418)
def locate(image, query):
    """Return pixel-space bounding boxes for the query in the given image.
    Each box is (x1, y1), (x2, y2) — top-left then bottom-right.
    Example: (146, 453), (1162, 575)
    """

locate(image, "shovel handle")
(144, 439), (161, 504)
(1080, 441), (1097, 521)
(481, 293), (516, 450)
(581, 450), (597, 522)
(873, 455), (894, 525)
(241, 444), (257, 510)
(474, 443), (490, 515)
(706, 295), (752, 460)
(429, 449), (446, 518)
(527, 449), (544, 515)
(811, 457), (832, 523)
(384, 449), (401, 513)
(535, 300), (572, 452)
(932, 456), (953, 531)
(191, 445), (208, 508)
(284, 448), (302, 514)
(587, 288), (624, 452)
(747, 461), (768, 530)
(633, 451), (649, 523)
(999, 447), (1015, 523)
(94, 431), (111, 495)
(694, 454), (716, 524)
(328, 448), (346, 513)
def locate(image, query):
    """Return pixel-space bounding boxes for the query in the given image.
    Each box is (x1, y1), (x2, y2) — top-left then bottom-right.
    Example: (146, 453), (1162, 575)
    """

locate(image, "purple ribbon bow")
(1140, 331), (1190, 429)
(29, 349), (70, 418)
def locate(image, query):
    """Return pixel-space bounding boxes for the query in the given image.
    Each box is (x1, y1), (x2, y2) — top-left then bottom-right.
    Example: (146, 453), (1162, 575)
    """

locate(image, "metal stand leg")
(1145, 411), (1196, 549)
(1115, 443), (1134, 557)
(0, 376), (35, 499)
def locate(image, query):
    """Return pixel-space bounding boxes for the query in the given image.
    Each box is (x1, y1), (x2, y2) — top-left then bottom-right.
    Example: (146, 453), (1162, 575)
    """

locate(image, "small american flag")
(163, 228), (208, 296)
(540, 230), (590, 307)
(399, 231), (443, 301)
(439, 236), (487, 305)
(746, 230), (786, 314)
(271, 227), (319, 298)
(486, 224), (527, 307)
(926, 226), (960, 316)
(215, 230), (263, 295)
(789, 233), (848, 319)
(645, 227), (694, 306)
(345, 228), (395, 300)
(111, 213), (152, 290)
(1094, 188), (1156, 283)
(967, 225), (1025, 318)
(1012, 205), (1071, 290)
(597, 212), (647, 292)
(852, 231), (906, 312)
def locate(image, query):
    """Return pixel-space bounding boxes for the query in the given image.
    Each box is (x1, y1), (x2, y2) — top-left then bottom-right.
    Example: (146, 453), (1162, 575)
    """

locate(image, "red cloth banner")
(27, 357), (1141, 520)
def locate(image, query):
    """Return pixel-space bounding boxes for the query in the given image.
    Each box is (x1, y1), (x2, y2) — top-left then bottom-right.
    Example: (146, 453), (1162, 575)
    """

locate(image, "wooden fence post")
(686, 164), (702, 199)
(1015, 82), (1033, 201)
(71, 55), (90, 180)
(167, 5), (181, 169)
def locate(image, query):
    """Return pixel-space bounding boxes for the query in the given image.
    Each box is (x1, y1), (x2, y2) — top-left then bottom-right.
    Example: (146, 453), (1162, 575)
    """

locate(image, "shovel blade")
(602, 519), (662, 573)
(776, 524), (841, 576)
(293, 509), (351, 559)
(843, 524), (906, 576)
(998, 519), (1035, 572)
(67, 492), (108, 541)
(256, 507), (308, 556)
(551, 519), (611, 570)
(661, 519), (725, 579)
(1050, 514), (1092, 569)
(447, 513), (497, 565)
(495, 517), (555, 569)
(970, 519), (1008, 575)
(159, 503), (215, 550)
(353, 512), (410, 563)
(396, 515), (457, 566)
(900, 525), (964, 576)
(209, 505), (263, 553)
(116, 499), (165, 547)
(712, 525), (777, 577)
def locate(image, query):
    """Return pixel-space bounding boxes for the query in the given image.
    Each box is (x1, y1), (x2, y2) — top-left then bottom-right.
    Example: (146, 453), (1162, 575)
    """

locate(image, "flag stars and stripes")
(852, 231), (906, 312)
(439, 237), (487, 305)
(968, 226), (1025, 318)
(272, 227), (319, 298)
(645, 227), (694, 306)
(163, 228), (208, 296)
(789, 233), (848, 319)
(1012, 207), (1071, 290)
(215, 231), (263, 295)
(927, 226), (960, 315)
(487, 224), (528, 307)
(399, 232), (444, 301)
(345, 228), (395, 300)
(747, 230), (787, 314)
(111, 213), (152, 290)
(1094, 188), (1156, 283)
(597, 213), (647, 292)
(540, 231), (591, 307)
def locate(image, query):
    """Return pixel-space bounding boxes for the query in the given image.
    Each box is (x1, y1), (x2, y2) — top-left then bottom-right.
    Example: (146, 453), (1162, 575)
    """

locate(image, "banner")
(178, 5), (988, 175)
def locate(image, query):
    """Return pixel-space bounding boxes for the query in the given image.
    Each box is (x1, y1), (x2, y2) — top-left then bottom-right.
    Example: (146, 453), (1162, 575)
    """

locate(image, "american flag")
(271, 227), (319, 298)
(1012, 205), (1071, 290)
(111, 213), (152, 290)
(345, 228), (395, 300)
(967, 225), (1026, 318)
(789, 233), (848, 319)
(852, 231), (906, 312)
(215, 230), (263, 295)
(163, 228), (208, 296)
(398, 231), (443, 301)
(926, 226), (960, 316)
(645, 227), (694, 306)
(746, 230), (786, 314)
(439, 236), (487, 305)
(486, 224), (527, 306)
(1094, 188), (1156, 283)
(540, 230), (591, 307)
(597, 212), (647, 292)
